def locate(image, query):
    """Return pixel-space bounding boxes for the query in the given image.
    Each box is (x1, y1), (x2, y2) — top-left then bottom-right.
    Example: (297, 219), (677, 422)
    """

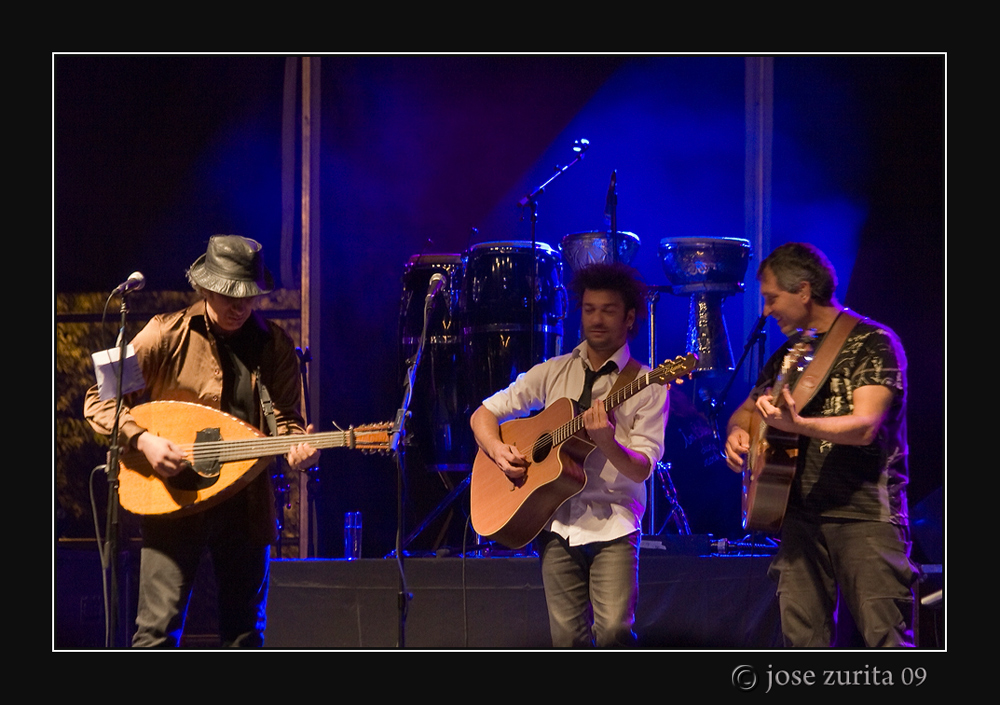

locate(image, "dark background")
(54, 54), (944, 560)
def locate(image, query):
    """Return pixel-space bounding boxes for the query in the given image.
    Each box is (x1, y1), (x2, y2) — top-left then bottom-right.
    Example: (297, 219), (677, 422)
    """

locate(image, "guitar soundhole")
(167, 427), (222, 492)
(532, 433), (553, 463)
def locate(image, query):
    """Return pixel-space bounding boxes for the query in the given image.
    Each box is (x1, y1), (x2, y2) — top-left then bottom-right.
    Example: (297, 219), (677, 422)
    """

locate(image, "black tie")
(578, 360), (616, 410)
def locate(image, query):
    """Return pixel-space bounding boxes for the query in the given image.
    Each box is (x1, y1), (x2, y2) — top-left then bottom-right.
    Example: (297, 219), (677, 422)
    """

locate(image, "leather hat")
(187, 235), (274, 298)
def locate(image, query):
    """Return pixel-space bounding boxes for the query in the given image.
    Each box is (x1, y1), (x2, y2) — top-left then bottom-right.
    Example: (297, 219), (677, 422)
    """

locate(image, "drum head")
(467, 240), (558, 257)
(560, 231), (640, 271)
(658, 237), (751, 293)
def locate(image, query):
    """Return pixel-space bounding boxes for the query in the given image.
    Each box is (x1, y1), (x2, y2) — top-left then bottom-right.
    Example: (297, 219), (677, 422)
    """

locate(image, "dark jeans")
(768, 518), (917, 647)
(132, 491), (270, 648)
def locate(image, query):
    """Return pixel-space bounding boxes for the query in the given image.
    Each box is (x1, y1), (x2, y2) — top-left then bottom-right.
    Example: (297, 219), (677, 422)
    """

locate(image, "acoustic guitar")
(117, 400), (391, 517)
(742, 332), (816, 533)
(470, 354), (697, 549)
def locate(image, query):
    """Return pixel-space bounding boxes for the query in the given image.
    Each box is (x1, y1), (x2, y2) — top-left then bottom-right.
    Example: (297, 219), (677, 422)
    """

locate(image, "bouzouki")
(742, 308), (863, 533)
(470, 353), (698, 549)
(118, 400), (391, 517)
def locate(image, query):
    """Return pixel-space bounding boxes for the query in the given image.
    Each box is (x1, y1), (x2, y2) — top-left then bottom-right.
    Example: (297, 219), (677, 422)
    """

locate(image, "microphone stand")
(707, 315), (768, 455)
(103, 291), (134, 647)
(388, 283), (440, 647)
(518, 139), (590, 364)
(294, 347), (321, 557)
(605, 170), (618, 263)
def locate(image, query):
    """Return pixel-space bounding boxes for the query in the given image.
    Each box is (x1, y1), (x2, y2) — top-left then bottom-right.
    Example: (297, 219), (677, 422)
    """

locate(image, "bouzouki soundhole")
(167, 427), (222, 491)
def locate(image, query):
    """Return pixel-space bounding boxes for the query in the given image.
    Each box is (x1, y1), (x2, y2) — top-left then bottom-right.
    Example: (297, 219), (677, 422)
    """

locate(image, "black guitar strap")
(256, 367), (278, 437)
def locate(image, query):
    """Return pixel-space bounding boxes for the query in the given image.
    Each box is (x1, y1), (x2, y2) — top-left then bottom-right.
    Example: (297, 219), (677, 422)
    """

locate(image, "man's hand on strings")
(755, 387), (802, 434)
(583, 400), (617, 452)
(287, 424), (321, 472)
(491, 440), (529, 482)
(136, 432), (187, 478)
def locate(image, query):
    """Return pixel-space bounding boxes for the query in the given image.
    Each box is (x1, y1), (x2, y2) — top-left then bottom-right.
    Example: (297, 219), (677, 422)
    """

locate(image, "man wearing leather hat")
(85, 234), (319, 647)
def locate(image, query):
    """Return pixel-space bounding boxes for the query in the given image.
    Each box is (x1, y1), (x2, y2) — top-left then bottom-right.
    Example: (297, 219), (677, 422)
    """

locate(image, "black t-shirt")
(753, 317), (909, 525)
(213, 318), (269, 429)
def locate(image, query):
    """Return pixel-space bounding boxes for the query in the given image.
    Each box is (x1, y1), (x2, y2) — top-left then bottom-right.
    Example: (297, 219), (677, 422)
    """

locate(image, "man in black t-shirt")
(724, 242), (916, 647)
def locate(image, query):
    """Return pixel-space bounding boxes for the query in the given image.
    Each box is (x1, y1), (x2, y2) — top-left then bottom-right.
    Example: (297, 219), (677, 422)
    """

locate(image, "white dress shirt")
(482, 340), (669, 545)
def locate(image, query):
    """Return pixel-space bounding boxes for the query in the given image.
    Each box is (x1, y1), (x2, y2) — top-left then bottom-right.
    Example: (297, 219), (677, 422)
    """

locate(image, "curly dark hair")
(758, 242), (838, 306)
(568, 262), (648, 334)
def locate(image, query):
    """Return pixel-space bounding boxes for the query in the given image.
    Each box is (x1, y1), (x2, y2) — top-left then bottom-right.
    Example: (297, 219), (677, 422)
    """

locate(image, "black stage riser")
(265, 555), (782, 649)
(56, 551), (944, 648)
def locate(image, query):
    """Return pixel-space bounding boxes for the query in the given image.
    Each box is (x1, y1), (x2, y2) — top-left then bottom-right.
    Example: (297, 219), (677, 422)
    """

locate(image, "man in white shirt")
(470, 262), (669, 647)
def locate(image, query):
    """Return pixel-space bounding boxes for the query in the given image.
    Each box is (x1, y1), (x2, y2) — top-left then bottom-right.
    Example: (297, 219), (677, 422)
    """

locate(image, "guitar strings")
(525, 368), (657, 458)
(170, 427), (391, 463)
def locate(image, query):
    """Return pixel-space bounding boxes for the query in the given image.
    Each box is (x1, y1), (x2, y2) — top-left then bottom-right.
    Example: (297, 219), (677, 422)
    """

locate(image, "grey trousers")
(768, 518), (917, 647)
(538, 530), (640, 647)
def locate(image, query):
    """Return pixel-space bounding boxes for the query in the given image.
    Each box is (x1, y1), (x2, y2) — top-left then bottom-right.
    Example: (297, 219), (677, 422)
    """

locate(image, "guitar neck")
(550, 369), (654, 447)
(771, 376), (789, 409)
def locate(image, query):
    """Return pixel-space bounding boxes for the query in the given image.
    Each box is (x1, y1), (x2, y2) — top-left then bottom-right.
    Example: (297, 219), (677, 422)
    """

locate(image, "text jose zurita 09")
(731, 663), (930, 692)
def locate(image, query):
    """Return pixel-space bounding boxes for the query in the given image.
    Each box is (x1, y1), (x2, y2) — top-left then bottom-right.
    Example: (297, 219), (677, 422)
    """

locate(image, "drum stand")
(654, 462), (692, 535)
(644, 286), (692, 537)
(402, 472), (471, 551)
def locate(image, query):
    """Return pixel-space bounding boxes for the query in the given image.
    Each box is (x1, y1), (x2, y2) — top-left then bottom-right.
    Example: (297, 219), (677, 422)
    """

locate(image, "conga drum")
(398, 254), (474, 472)
(559, 230), (641, 344)
(461, 241), (566, 406)
(559, 230), (641, 272)
(657, 236), (751, 377)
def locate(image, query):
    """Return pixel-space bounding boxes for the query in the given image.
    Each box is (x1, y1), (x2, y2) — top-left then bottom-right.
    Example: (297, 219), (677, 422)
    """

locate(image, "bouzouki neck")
(190, 426), (392, 465)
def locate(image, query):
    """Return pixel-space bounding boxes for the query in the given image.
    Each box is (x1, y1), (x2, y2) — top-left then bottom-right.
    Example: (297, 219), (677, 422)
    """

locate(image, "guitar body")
(742, 415), (798, 533)
(740, 332), (817, 534)
(470, 398), (593, 549)
(119, 401), (272, 517)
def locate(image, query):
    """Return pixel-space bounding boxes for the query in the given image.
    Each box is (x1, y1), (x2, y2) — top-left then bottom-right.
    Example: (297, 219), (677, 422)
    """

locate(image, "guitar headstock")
(650, 353), (699, 386)
(352, 421), (394, 454)
(775, 329), (816, 393)
(781, 328), (817, 375)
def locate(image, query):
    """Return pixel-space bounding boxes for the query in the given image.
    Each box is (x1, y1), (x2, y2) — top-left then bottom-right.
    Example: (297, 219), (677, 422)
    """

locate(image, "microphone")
(113, 271), (146, 296)
(426, 273), (447, 301)
(573, 138), (590, 155)
(604, 170), (617, 221)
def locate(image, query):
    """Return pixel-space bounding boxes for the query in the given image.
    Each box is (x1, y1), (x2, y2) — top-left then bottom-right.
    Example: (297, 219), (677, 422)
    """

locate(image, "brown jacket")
(83, 299), (305, 543)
